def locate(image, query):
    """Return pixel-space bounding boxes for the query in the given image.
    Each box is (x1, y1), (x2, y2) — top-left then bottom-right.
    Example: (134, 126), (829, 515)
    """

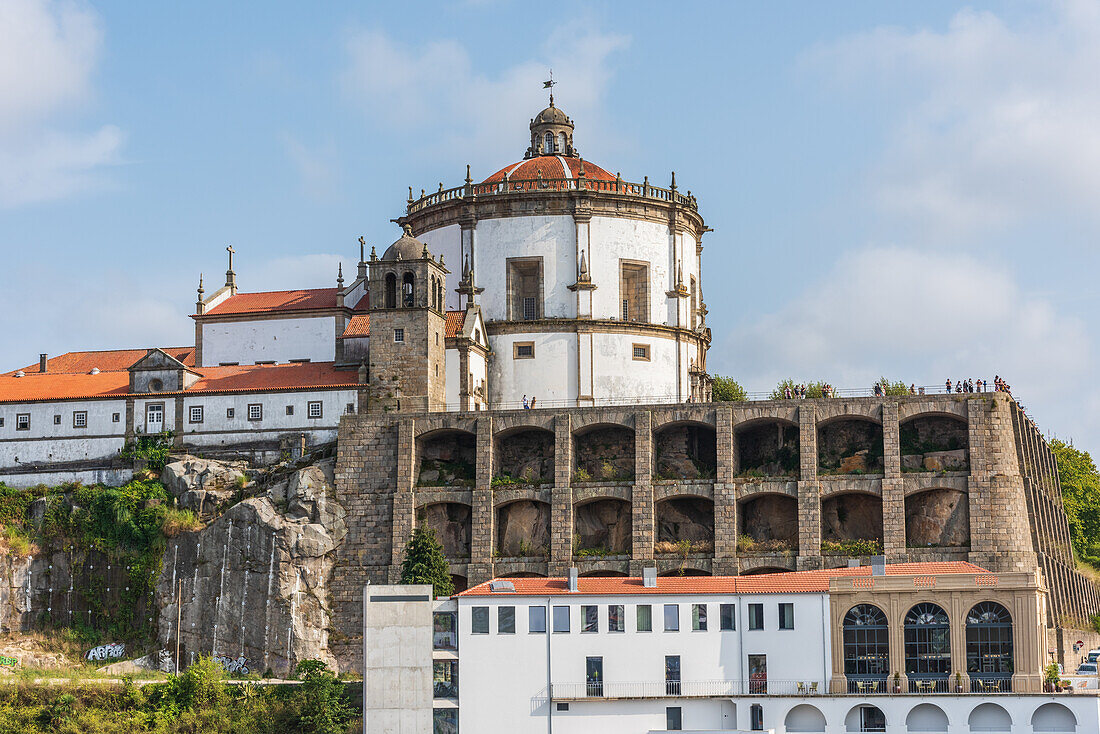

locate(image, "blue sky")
(3, 1), (1099, 451)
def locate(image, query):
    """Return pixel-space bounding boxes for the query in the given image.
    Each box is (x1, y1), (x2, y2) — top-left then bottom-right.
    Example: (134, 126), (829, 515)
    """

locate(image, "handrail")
(406, 175), (699, 215)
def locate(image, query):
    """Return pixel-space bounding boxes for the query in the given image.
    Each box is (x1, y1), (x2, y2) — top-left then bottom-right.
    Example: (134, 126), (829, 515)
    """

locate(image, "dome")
(532, 104), (570, 127)
(382, 225), (427, 261)
(482, 156), (616, 184)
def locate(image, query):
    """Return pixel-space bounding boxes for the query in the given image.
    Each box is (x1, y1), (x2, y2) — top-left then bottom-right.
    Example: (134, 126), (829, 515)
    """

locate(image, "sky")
(2, 0), (1099, 451)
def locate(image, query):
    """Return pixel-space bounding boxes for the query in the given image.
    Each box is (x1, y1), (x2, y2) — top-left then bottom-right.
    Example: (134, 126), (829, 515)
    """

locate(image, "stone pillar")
(797, 404), (822, 570)
(551, 414), (574, 575)
(469, 416), (495, 583)
(388, 419), (417, 582)
(716, 407), (735, 482)
(713, 483), (738, 575)
(881, 401), (906, 560)
(631, 412), (654, 573)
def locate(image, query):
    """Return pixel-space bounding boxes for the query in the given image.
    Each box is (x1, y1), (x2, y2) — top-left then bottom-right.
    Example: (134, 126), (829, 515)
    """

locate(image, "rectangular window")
(637, 604), (652, 632)
(692, 603), (707, 631)
(498, 606), (515, 634)
(226, 407), (235, 419)
(433, 709), (458, 734)
(285, 405), (294, 416)
(619, 260), (650, 322)
(255, 360), (275, 365)
(507, 257), (543, 320)
(779, 603), (795, 630)
(247, 404), (262, 421)
(112, 413), (120, 423)
(471, 606), (489, 634)
(749, 603), (764, 630)
(750, 703), (764, 731)
(622, 298), (629, 320)
(523, 297), (537, 320)
(432, 611), (457, 650)
(552, 605), (570, 633)
(188, 406), (203, 424)
(666, 707), (683, 731)
(393, 328), (404, 343)
(218, 362), (239, 366)
(582, 605), (598, 633)
(529, 605), (547, 633)
(72, 411), (87, 428)
(664, 604), (679, 632)
(608, 604), (624, 632)
(586, 656), (604, 697)
(345, 403), (355, 414)
(433, 659), (458, 699)
(307, 401), (323, 419)
(16, 414), (29, 431)
(288, 358), (311, 363)
(632, 343), (650, 361)
(0, 418), (4, 427)
(53, 414), (61, 425)
(665, 655), (681, 695)
(513, 341), (535, 359)
(720, 604), (736, 631)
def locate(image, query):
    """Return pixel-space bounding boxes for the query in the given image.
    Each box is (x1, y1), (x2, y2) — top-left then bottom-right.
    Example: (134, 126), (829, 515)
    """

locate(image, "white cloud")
(805, 1), (1100, 240)
(280, 133), (341, 202)
(339, 23), (630, 170)
(0, 0), (121, 207)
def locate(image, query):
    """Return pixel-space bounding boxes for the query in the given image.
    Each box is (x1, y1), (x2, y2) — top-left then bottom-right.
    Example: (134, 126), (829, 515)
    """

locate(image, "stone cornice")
(485, 317), (711, 346)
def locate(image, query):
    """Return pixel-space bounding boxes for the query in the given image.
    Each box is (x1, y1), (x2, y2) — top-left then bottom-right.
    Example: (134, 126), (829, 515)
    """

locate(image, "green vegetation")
(821, 538), (882, 556)
(875, 377), (911, 396)
(0, 657), (359, 733)
(399, 526), (454, 597)
(770, 379), (828, 399)
(120, 432), (174, 472)
(1052, 439), (1100, 570)
(711, 376), (747, 402)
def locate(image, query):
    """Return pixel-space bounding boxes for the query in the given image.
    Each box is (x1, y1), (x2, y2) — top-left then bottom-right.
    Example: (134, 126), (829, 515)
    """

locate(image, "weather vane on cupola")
(543, 69), (556, 106)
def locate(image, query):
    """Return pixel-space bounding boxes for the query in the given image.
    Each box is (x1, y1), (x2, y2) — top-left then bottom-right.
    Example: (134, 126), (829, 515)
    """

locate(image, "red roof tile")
(444, 311), (465, 338)
(202, 288), (340, 316)
(6, 348), (195, 376)
(352, 293), (370, 311)
(457, 562), (990, 597)
(482, 156), (616, 184)
(338, 311), (465, 339)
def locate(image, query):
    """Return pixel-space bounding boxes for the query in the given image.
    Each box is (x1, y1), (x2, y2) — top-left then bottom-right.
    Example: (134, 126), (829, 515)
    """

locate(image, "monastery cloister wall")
(329, 391), (1100, 668)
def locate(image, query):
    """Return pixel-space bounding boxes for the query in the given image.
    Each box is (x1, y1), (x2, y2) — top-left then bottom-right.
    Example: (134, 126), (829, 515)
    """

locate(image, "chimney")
(39, 354), (47, 373)
(847, 558), (861, 568)
(871, 555), (886, 576)
(643, 567), (657, 588)
(567, 567), (579, 592)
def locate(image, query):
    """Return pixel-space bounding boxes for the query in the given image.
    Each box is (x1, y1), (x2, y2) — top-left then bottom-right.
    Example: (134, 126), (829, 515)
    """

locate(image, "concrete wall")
(362, 584), (433, 734)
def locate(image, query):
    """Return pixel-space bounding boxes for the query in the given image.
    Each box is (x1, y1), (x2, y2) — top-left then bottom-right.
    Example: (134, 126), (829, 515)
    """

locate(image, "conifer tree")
(400, 526), (454, 597)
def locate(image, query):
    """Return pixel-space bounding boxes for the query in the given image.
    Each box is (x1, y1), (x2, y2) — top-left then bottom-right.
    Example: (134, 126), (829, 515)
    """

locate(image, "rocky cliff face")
(155, 457), (347, 676)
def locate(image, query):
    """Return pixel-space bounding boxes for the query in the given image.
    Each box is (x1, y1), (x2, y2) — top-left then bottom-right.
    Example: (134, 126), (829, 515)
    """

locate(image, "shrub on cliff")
(1052, 439), (1100, 568)
(400, 526), (454, 597)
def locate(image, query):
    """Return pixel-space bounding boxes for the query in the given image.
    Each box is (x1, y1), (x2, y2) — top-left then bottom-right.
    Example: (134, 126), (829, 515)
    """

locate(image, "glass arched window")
(967, 602), (1013, 683)
(544, 132), (553, 153)
(558, 132), (566, 153)
(385, 273), (397, 309)
(403, 272), (415, 308)
(905, 603), (951, 679)
(437, 280), (443, 311)
(843, 605), (889, 678)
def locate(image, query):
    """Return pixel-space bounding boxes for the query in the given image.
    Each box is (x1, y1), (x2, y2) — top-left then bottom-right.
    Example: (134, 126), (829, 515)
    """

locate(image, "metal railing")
(907, 676), (950, 694)
(550, 679), (825, 699)
(969, 674), (1012, 693)
(846, 676), (888, 694)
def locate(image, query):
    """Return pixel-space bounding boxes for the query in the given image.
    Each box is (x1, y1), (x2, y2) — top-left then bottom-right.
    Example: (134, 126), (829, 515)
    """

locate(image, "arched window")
(544, 132), (553, 153)
(558, 132), (566, 153)
(967, 602), (1013, 691)
(436, 279), (443, 311)
(843, 605), (888, 692)
(385, 273), (397, 309)
(403, 272), (415, 308)
(904, 603), (951, 686)
(429, 276), (436, 310)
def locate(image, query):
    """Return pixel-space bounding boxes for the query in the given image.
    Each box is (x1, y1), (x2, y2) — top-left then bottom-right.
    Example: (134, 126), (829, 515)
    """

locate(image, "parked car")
(1087, 649), (1100, 664)
(1076, 662), (1097, 675)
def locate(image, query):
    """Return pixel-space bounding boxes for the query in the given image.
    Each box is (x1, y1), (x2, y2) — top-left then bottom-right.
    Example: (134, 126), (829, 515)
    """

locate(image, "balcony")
(551, 679), (825, 700)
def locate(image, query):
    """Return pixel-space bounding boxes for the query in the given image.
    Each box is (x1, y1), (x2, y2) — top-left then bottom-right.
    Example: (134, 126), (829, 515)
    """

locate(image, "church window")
(632, 344), (650, 361)
(507, 257), (543, 320)
(16, 414), (29, 431)
(308, 401), (323, 418)
(544, 132), (553, 153)
(385, 273), (397, 309)
(619, 260), (649, 322)
(247, 404), (263, 421)
(402, 272), (415, 308)
(188, 406), (203, 424)
(394, 328), (405, 343)
(514, 342), (535, 359)
(73, 411), (87, 428)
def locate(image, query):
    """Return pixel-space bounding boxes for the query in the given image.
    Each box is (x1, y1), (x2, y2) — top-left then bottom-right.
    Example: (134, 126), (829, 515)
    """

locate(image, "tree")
(1052, 439), (1100, 566)
(400, 526), (454, 597)
(770, 379), (827, 399)
(875, 377), (911, 396)
(711, 376), (747, 402)
(294, 660), (353, 734)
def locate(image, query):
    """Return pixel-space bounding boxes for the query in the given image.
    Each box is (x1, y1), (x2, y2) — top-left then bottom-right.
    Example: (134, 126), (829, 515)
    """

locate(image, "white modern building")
(419, 562), (1097, 734)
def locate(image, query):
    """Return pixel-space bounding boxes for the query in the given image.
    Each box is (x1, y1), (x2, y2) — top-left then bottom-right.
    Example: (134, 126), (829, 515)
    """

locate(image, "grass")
(161, 508), (203, 538)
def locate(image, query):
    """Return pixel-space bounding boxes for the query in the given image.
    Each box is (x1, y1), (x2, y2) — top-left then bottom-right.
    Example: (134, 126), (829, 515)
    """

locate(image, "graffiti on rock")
(0, 656), (17, 667)
(85, 643), (125, 661)
(214, 655), (250, 675)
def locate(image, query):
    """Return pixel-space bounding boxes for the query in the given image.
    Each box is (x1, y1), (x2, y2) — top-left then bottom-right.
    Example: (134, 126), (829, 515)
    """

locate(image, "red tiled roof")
(0, 362), (357, 404)
(483, 156), (616, 184)
(6, 348), (195, 376)
(202, 288), (340, 316)
(338, 311), (466, 339)
(352, 293), (370, 311)
(457, 562), (990, 597)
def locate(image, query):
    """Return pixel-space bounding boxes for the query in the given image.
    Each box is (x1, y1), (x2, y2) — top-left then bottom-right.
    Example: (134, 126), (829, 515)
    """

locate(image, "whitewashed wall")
(200, 316), (336, 367)
(0, 399), (127, 466)
(416, 223), (462, 311)
(474, 215), (576, 322)
(178, 389), (355, 446)
(489, 332), (577, 408)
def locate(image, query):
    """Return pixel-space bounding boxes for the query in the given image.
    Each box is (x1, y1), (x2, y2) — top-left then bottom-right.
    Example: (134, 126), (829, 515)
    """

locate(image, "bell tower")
(366, 225), (449, 412)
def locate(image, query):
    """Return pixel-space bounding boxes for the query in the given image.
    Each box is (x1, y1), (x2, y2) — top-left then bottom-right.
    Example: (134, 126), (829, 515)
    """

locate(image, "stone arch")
(655, 497), (714, 554)
(821, 492), (883, 548)
(417, 502), (471, 558)
(739, 494), (798, 551)
(905, 703), (948, 733)
(496, 499), (551, 557)
(573, 424), (635, 482)
(966, 601), (1013, 689)
(818, 416), (883, 474)
(736, 418), (799, 477)
(653, 421), (716, 480)
(573, 498), (632, 555)
(385, 272), (397, 308)
(845, 704), (886, 733)
(1030, 703), (1075, 732)
(494, 426), (554, 485)
(785, 704), (827, 733)
(417, 429), (476, 487)
(905, 489), (969, 547)
(968, 703), (1011, 731)
(402, 271), (415, 307)
(904, 603), (951, 683)
(900, 414), (969, 472)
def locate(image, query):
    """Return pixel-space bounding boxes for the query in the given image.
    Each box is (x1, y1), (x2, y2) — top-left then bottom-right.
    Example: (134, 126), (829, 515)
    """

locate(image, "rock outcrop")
(574, 499), (632, 553)
(162, 456), (247, 519)
(495, 500), (551, 556)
